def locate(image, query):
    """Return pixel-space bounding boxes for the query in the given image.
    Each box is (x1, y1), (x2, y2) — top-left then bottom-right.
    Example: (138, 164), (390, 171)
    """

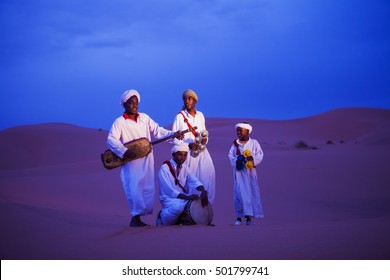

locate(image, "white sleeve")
(253, 140), (264, 166)
(184, 169), (204, 191)
(106, 119), (128, 158)
(171, 114), (184, 145)
(228, 144), (237, 167)
(147, 115), (175, 140)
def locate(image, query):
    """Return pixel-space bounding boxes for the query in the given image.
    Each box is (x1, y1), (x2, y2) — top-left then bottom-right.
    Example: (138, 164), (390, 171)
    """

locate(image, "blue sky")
(1, 0), (389, 130)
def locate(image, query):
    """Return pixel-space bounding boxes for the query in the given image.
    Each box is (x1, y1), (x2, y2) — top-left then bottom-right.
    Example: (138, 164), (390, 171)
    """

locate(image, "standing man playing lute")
(107, 89), (184, 227)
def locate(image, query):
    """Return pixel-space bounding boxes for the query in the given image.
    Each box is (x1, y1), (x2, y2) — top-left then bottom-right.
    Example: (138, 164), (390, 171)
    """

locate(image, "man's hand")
(187, 194), (199, 201)
(196, 185), (209, 207)
(189, 143), (199, 151)
(178, 193), (199, 201)
(175, 131), (185, 140)
(200, 190), (208, 207)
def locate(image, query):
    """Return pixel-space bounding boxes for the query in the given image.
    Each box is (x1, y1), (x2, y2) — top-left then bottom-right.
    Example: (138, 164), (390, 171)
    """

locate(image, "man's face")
(183, 96), (196, 111)
(173, 151), (188, 165)
(236, 127), (249, 140)
(124, 95), (139, 115)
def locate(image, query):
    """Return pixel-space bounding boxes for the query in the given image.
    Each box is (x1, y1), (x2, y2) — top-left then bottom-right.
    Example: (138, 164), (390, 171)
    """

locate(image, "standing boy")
(228, 122), (264, 225)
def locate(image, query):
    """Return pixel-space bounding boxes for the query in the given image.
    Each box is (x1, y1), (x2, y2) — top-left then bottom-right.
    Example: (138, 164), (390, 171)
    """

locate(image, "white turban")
(171, 143), (190, 154)
(120, 89), (141, 105)
(235, 122), (253, 134)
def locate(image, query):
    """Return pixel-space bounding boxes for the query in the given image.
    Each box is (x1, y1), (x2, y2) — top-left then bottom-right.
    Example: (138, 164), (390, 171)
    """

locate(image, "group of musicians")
(106, 89), (263, 227)
(106, 89), (214, 227)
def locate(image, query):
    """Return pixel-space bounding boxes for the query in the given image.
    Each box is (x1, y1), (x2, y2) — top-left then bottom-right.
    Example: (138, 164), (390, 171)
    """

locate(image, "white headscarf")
(120, 89), (141, 105)
(235, 122), (253, 134)
(171, 143), (190, 153)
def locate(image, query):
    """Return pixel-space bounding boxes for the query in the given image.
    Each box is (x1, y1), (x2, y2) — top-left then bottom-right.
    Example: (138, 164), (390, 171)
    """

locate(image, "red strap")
(180, 111), (197, 137)
(163, 161), (186, 192)
(233, 140), (241, 155)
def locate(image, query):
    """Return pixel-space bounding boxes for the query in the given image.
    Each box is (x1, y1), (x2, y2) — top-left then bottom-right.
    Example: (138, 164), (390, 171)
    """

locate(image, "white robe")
(107, 113), (174, 216)
(228, 138), (264, 218)
(172, 110), (216, 204)
(158, 159), (203, 225)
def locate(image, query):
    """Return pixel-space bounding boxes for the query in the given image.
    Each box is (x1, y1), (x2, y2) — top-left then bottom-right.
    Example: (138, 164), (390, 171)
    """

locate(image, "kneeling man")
(157, 143), (208, 225)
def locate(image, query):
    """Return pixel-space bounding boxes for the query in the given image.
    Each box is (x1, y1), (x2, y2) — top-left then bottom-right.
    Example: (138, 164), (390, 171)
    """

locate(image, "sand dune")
(0, 107), (389, 260)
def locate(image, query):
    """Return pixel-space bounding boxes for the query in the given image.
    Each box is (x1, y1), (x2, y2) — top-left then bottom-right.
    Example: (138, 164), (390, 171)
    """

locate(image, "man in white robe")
(172, 89), (216, 204)
(228, 122), (264, 225)
(107, 89), (183, 227)
(157, 143), (208, 226)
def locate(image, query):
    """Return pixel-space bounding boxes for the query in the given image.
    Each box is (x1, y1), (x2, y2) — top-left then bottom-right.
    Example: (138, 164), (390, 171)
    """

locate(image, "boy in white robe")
(107, 89), (183, 227)
(172, 89), (216, 204)
(157, 143), (208, 226)
(228, 122), (264, 225)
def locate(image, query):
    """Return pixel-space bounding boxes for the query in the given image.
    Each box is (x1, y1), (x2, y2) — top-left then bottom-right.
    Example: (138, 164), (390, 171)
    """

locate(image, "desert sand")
(0, 107), (389, 260)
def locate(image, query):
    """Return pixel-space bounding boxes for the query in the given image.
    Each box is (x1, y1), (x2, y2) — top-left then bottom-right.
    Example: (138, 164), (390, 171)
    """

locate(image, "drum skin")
(178, 200), (214, 225)
(101, 138), (152, 169)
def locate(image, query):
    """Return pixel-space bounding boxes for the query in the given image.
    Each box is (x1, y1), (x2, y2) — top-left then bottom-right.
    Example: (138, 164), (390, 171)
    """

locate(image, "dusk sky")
(1, 0), (389, 131)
